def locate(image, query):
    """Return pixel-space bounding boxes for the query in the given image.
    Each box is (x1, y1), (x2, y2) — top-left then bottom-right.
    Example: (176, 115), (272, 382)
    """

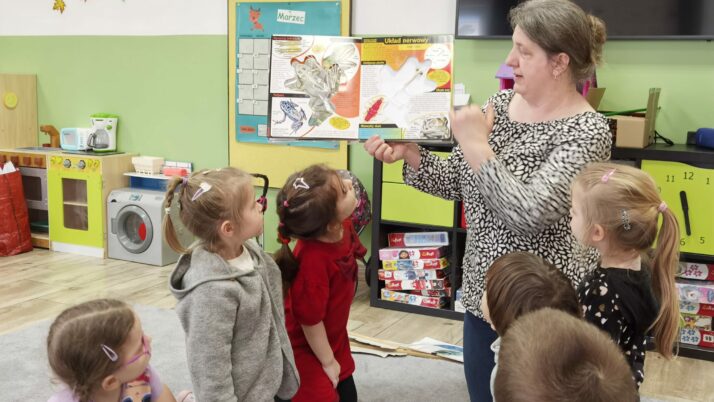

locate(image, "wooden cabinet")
(0, 74), (38, 149)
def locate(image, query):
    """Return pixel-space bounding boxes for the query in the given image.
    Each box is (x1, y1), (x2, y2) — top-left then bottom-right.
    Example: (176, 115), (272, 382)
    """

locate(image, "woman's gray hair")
(509, 0), (606, 82)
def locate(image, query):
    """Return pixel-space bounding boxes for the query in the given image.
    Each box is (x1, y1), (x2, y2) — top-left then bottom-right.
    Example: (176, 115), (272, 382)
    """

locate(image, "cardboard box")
(680, 301), (714, 317)
(381, 257), (449, 270)
(612, 87), (660, 149)
(679, 327), (714, 349)
(378, 268), (447, 281)
(613, 115), (651, 148)
(378, 246), (447, 261)
(682, 313), (713, 331)
(678, 262), (714, 281)
(380, 289), (446, 309)
(676, 279), (714, 304)
(384, 278), (449, 291)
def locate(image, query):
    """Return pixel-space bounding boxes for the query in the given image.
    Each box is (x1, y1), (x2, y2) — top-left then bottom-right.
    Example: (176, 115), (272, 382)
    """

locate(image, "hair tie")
(164, 207), (171, 214)
(283, 200), (289, 208)
(601, 169), (616, 183)
(181, 176), (188, 186)
(278, 222), (285, 227)
(658, 201), (667, 212)
(278, 232), (291, 245)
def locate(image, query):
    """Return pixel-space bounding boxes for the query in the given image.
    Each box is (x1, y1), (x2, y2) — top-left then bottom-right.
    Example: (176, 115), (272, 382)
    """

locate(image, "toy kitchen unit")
(48, 151), (133, 257)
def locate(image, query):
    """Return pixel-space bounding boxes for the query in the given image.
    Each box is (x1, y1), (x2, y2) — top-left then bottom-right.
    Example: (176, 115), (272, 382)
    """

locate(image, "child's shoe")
(177, 390), (194, 402)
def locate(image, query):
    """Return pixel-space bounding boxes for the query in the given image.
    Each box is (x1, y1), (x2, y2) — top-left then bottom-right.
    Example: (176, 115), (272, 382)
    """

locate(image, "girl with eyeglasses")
(164, 168), (299, 402)
(46, 298), (192, 402)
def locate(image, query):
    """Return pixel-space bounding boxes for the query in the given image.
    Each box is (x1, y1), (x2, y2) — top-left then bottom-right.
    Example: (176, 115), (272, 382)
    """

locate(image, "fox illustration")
(249, 6), (264, 31)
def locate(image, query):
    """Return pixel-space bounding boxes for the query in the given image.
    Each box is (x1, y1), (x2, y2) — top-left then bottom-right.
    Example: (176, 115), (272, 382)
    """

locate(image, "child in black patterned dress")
(571, 162), (680, 388)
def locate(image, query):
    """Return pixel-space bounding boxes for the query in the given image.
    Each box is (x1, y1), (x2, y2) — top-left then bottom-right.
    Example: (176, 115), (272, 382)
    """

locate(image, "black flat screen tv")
(456, 0), (714, 40)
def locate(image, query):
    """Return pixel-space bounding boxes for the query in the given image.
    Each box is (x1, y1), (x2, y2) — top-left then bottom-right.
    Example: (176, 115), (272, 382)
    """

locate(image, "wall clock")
(641, 160), (714, 257)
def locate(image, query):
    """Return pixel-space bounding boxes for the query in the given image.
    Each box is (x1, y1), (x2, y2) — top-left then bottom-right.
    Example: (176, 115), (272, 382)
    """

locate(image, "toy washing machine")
(107, 188), (191, 266)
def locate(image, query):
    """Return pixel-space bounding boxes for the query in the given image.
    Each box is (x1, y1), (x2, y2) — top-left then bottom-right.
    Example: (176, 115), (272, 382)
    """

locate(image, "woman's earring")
(553, 70), (560, 80)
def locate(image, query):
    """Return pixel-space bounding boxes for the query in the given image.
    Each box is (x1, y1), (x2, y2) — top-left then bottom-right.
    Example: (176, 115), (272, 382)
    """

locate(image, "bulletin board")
(228, 0), (351, 187)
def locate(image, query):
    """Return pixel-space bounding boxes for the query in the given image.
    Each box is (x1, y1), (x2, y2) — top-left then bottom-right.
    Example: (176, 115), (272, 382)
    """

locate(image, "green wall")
(0, 36), (228, 169)
(454, 39), (714, 143)
(2, 36), (713, 253)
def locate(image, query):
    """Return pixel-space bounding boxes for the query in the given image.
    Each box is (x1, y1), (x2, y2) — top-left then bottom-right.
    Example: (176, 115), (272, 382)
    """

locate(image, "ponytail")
(162, 176), (188, 254)
(650, 208), (680, 358)
(273, 225), (299, 292)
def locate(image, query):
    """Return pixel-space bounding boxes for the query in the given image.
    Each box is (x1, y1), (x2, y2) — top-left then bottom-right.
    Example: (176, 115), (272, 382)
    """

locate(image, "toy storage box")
(379, 246), (447, 261)
(676, 280), (714, 304)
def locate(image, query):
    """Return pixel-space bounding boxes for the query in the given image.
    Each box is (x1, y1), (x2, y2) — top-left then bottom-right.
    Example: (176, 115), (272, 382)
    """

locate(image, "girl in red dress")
(275, 164), (366, 402)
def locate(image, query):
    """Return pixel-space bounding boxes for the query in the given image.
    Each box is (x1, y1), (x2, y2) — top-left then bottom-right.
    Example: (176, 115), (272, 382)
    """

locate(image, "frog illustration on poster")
(235, 2), (341, 149)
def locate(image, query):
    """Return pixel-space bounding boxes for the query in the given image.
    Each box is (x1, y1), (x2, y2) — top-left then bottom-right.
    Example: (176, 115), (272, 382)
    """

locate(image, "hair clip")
(191, 182), (212, 201)
(293, 177), (310, 190)
(601, 169), (616, 183)
(621, 209), (631, 231)
(101, 344), (119, 362)
(658, 201), (668, 212)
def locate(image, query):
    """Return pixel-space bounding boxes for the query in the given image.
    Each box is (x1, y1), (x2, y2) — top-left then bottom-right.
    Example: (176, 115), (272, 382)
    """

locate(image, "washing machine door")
(115, 205), (153, 254)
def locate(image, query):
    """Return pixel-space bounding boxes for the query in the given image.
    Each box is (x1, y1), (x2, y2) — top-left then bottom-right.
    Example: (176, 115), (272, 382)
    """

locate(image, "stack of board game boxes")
(676, 262), (714, 349)
(378, 232), (450, 310)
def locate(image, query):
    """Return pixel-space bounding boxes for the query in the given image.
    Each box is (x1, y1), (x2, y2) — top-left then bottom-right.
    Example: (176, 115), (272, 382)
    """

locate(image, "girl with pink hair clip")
(571, 162), (680, 389)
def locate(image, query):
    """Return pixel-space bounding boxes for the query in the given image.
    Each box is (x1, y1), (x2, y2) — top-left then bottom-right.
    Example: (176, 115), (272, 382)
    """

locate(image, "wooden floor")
(2, 249), (713, 401)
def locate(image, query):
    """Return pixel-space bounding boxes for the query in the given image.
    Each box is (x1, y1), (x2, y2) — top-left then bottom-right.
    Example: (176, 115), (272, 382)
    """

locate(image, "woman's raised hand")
(450, 104), (495, 147)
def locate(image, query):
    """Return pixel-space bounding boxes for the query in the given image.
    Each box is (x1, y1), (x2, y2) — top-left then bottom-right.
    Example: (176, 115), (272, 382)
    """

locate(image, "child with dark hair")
(164, 167), (299, 402)
(46, 299), (191, 402)
(572, 162), (680, 387)
(481, 251), (581, 398)
(274, 164), (366, 402)
(494, 308), (638, 402)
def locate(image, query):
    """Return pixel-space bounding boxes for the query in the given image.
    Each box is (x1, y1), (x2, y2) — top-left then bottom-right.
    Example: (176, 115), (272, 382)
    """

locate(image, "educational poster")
(268, 34), (454, 143)
(269, 35), (362, 139)
(235, 1), (341, 149)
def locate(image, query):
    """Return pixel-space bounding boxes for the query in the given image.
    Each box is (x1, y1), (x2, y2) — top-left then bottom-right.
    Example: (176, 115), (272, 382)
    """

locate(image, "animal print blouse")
(403, 90), (612, 317)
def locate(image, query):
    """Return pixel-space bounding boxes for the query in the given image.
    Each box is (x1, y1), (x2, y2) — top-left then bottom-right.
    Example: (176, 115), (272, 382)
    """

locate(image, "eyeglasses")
(252, 173), (269, 213)
(123, 333), (151, 367)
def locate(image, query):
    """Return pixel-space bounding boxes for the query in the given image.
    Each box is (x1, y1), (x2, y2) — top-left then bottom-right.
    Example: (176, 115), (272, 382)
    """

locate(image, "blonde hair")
(47, 299), (135, 402)
(495, 308), (638, 402)
(573, 162), (679, 358)
(163, 167), (253, 254)
(509, 0), (607, 82)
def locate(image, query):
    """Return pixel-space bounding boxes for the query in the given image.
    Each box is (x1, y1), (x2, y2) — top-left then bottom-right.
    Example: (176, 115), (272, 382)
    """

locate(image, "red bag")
(0, 167), (33, 256)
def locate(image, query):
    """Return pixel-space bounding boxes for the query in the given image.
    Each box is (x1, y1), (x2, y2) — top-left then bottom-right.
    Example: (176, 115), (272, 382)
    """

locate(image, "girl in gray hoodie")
(165, 168), (299, 402)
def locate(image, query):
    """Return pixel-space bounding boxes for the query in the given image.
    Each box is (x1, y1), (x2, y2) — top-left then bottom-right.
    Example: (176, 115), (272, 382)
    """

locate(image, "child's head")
(494, 308), (638, 402)
(571, 162), (680, 357)
(47, 299), (152, 402)
(274, 164), (358, 285)
(482, 251), (580, 336)
(163, 167), (264, 255)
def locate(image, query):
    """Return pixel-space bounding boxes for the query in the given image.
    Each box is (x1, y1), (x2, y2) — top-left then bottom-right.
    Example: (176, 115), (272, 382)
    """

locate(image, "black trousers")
(275, 375), (357, 402)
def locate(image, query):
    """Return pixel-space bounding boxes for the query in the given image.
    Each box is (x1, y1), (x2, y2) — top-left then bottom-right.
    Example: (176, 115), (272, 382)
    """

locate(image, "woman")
(365, 1), (610, 401)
